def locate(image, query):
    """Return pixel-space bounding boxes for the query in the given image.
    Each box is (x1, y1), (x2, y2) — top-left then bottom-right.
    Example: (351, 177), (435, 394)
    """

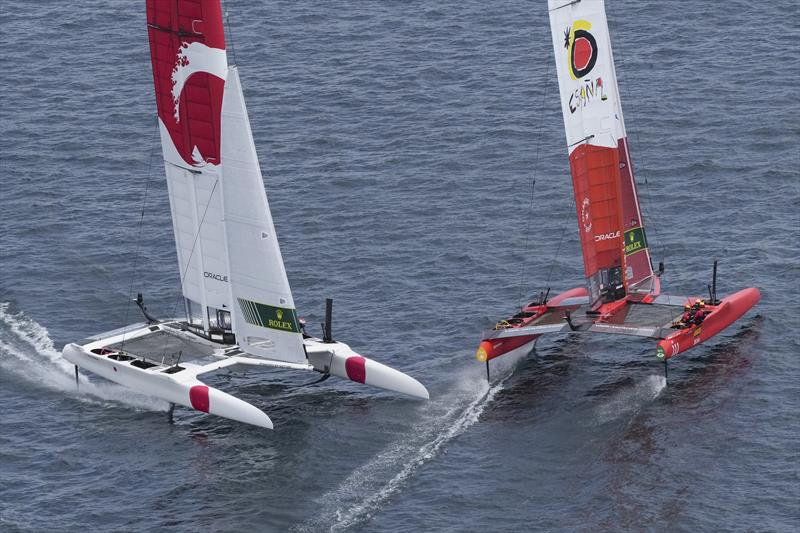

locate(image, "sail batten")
(548, 0), (654, 306)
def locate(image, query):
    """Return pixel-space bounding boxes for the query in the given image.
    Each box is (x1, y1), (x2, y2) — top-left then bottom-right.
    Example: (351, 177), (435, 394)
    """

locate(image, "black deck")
(108, 330), (217, 365)
(606, 303), (681, 328)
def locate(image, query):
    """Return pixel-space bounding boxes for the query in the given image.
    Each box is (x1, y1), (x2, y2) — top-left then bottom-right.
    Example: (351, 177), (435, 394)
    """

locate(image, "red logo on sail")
(563, 20), (607, 113)
(564, 21), (598, 79)
(147, 0), (227, 168)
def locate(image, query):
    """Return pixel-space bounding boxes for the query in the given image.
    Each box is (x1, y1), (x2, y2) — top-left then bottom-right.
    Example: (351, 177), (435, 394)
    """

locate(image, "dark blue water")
(2, 1), (798, 531)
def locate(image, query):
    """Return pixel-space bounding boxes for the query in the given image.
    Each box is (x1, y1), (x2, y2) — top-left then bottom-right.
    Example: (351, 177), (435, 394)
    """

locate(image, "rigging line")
(608, 2), (667, 266)
(608, 5), (680, 324)
(167, 176), (222, 323)
(119, 119), (159, 351)
(545, 200), (572, 288)
(222, 1), (239, 67)
(65, 250), (130, 300)
(517, 58), (551, 310)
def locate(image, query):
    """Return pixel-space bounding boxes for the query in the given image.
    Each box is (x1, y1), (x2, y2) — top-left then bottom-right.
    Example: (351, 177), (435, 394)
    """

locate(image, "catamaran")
(62, 0), (428, 429)
(476, 0), (760, 377)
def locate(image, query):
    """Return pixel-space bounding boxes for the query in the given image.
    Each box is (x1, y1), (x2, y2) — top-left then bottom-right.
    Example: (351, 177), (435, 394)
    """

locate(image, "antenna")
(322, 298), (334, 343)
(709, 260), (721, 305)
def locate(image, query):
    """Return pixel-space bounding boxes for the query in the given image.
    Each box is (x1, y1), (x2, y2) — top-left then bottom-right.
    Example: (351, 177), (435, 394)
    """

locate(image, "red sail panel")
(617, 137), (653, 289)
(570, 143), (626, 305)
(146, 0), (226, 168)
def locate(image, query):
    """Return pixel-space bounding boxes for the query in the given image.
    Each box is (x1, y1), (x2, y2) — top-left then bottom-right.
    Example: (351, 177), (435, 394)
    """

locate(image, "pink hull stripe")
(190, 385), (210, 412)
(345, 356), (367, 384)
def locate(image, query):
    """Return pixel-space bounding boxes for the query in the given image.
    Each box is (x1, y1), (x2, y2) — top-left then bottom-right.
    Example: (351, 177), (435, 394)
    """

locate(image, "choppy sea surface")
(1, 1), (798, 531)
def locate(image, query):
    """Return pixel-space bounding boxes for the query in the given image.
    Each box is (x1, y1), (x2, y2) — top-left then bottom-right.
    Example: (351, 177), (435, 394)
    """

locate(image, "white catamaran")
(63, 0), (428, 429)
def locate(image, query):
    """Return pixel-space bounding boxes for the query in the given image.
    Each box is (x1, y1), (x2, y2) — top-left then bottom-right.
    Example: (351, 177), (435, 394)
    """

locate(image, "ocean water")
(1, 1), (798, 531)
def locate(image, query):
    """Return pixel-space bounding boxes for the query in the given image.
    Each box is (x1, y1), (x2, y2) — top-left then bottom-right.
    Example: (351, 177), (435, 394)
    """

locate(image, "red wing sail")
(616, 127), (654, 293)
(146, 0), (226, 168)
(549, 0), (656, 306)
(570, 142), (626, 306)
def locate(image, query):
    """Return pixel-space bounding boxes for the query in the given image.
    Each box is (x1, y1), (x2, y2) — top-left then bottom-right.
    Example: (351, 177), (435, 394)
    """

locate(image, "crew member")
(674, 303), (694, 329)
(693, 300), (707, 326)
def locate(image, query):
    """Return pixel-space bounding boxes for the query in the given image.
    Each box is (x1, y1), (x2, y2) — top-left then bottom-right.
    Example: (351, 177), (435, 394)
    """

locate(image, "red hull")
(477, 287), (588, 361)
(657, 287), (761, 359)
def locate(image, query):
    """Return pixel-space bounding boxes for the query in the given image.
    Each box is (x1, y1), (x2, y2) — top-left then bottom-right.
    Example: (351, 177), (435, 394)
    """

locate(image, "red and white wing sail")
(146, 0), (305, 363)
(147, 0), (230, 324)
(548, 0), (654, 305)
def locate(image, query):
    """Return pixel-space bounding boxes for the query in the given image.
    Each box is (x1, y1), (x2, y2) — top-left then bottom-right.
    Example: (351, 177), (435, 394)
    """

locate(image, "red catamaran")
(476, 0), (760, 377)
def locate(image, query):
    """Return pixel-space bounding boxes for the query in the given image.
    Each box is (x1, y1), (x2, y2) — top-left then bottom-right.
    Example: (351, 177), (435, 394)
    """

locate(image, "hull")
(62, 321), (428, 429)
(304, 338), (429, 399)
(656, 287), (761, 359)
(63, 343), (274, 428)
(477, 335), (539, 363)
(477, 287), (588, 361)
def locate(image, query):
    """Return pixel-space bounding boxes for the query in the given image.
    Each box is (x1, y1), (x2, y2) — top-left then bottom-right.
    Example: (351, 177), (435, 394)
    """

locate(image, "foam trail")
(0, 303), (167, 412)
(297, 355), (521, 533)
(595, 373), (666, 424)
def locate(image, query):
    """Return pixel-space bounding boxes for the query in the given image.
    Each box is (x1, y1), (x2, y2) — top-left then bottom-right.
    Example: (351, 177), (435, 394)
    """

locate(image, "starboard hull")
(656, 287), (761, 360)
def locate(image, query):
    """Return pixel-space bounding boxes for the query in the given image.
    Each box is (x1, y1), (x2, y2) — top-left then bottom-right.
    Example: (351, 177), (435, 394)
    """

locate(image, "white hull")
(63, 322), (428, 429)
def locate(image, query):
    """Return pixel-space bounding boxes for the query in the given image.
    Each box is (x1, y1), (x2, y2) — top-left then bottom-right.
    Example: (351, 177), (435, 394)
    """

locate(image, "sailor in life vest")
(692, 300), (708, 326)
(673, 303), (694, 329)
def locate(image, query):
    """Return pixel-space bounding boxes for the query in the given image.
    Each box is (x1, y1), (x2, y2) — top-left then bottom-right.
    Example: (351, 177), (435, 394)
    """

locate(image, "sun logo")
(564, 20), (598, 80)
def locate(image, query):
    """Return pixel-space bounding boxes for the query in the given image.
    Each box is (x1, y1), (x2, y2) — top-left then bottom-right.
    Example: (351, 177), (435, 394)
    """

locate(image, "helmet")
(683, 304), (691, 310)
(697, 299), (705, 307)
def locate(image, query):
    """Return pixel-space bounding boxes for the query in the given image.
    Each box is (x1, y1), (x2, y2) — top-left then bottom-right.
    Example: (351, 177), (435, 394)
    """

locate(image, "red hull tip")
(189, 385), (211, 413)
(657, 287), (760, 359)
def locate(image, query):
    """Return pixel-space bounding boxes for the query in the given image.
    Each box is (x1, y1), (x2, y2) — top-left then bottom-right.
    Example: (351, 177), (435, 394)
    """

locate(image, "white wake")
(0, 303), (167, 412)
(594, 373), (666, 424)
(297, 350), (526, 533)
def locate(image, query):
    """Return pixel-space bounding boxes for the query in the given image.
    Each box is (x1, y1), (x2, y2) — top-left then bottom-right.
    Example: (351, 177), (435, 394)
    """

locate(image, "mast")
(146, 0), (305, 363)
(548, 0), (655, 306)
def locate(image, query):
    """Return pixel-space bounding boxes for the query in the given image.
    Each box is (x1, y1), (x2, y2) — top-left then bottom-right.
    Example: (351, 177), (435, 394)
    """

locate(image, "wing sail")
(146, 0), (304, 363)
(548, 0), (654, 305)
(147, 0), (231, 329)
(220, 68), (306, 363)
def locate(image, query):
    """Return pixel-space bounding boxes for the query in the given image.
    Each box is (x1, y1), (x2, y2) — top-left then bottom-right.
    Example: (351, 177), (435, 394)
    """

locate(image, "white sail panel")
(549, 0), (625, 152)
(159, 125), (232, 325)
(219, 67), (306, 364)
